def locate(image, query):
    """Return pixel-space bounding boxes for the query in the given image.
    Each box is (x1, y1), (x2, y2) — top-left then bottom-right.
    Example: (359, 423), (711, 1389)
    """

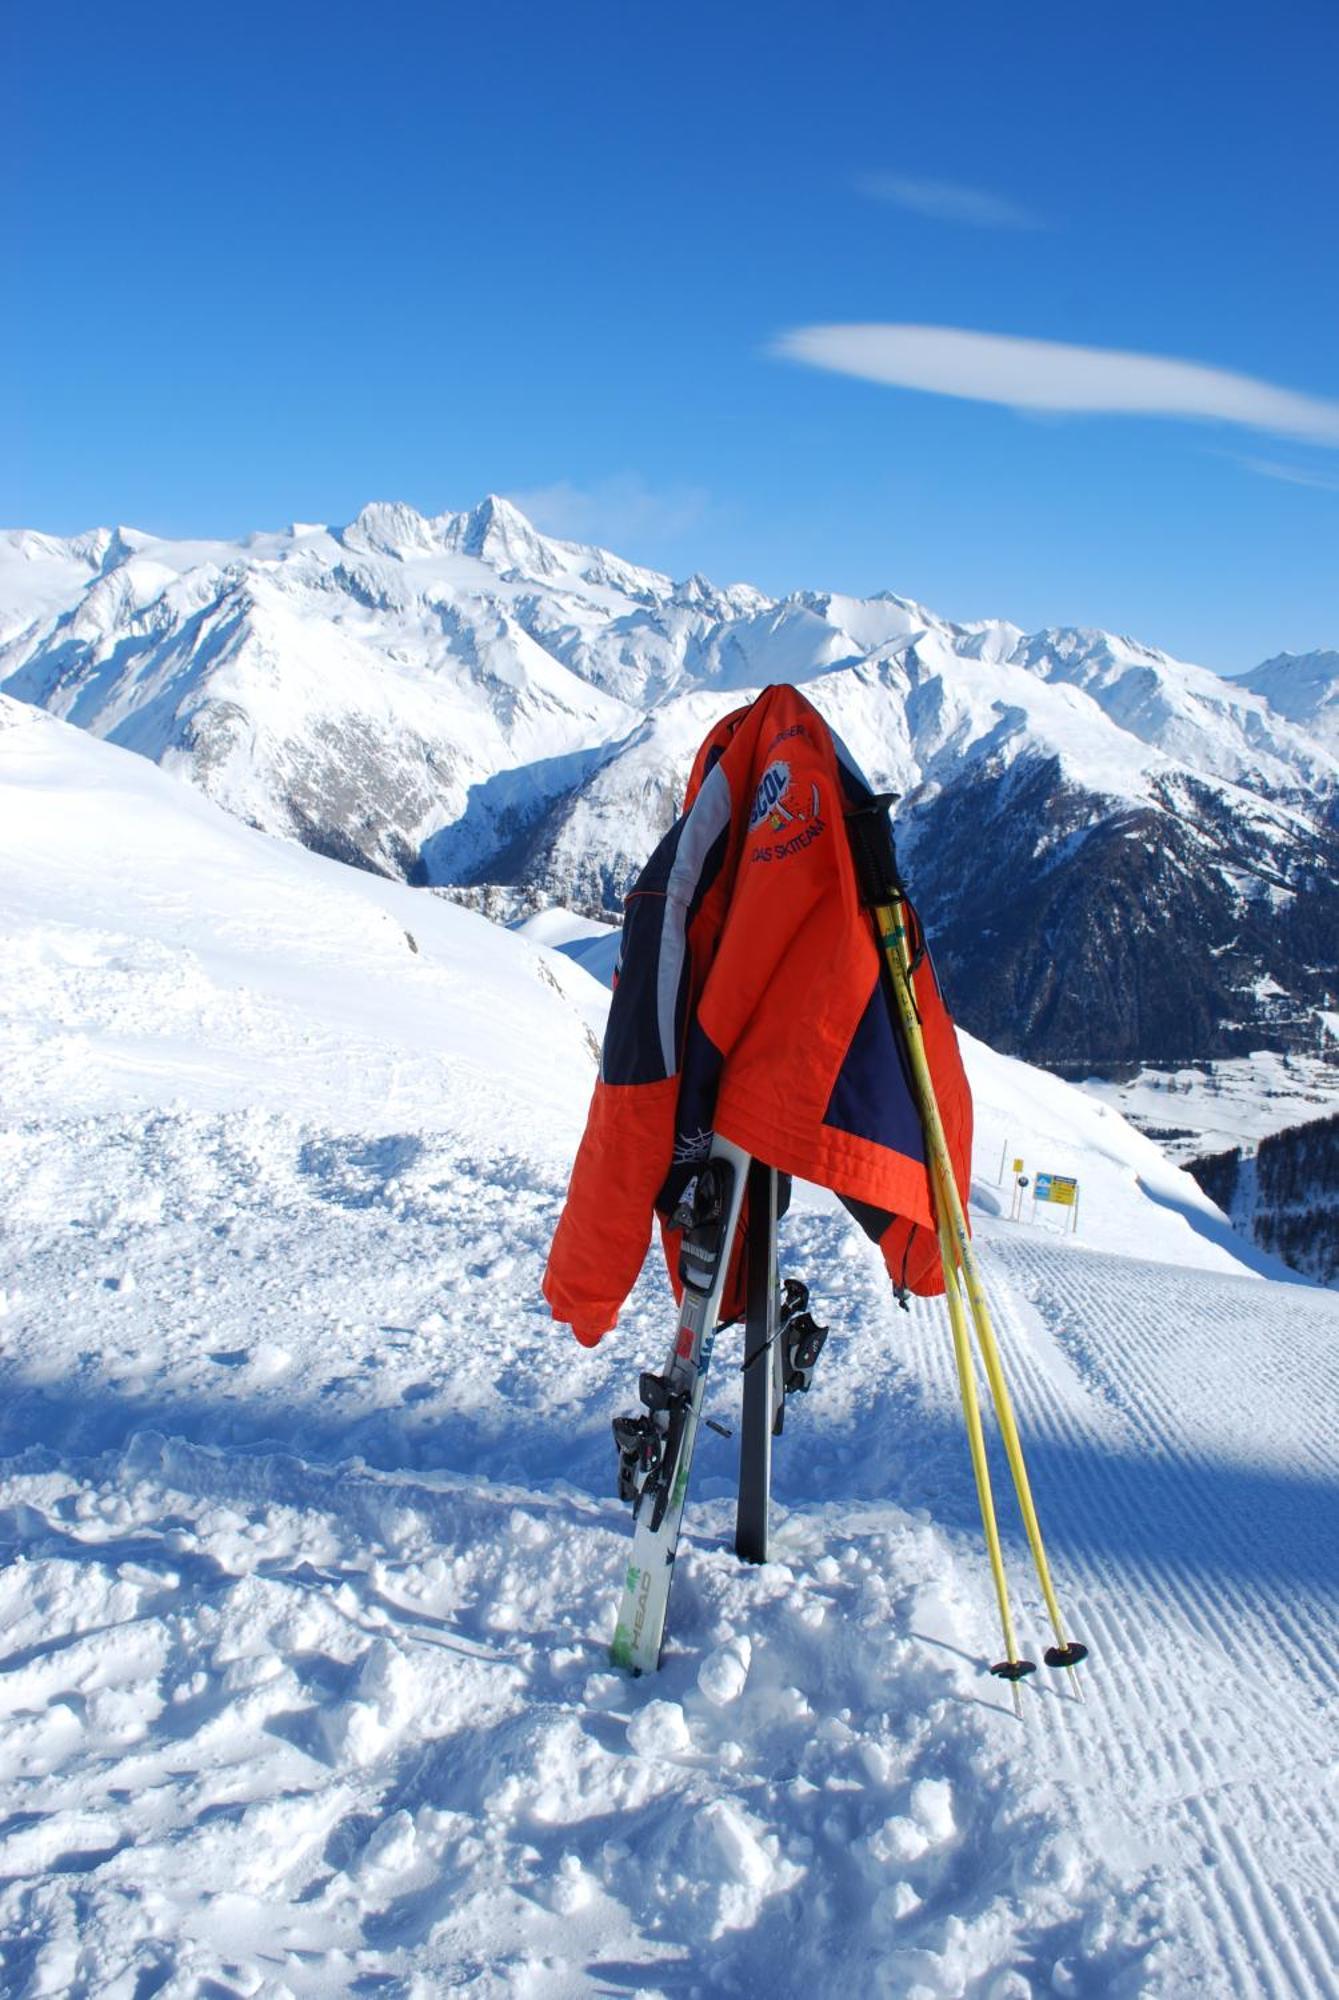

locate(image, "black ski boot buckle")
(612, 1371), (691, 1519)
(782, 1312), (827, 1393)
(779, 1280), (827, 1394)
(677, 1159), (734, 1295)
(612, 1413), (662, 1505)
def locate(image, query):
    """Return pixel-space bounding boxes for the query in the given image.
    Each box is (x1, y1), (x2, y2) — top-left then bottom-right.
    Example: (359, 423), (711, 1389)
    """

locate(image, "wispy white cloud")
(772, 324), (1339, 448)
(506, 474), (710, 547)
(1235, 455), (1339, 492)
(857, 174), (1045, 230)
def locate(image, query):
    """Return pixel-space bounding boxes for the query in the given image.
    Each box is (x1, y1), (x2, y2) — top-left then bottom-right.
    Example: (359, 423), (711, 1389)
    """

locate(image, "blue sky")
(5, 1), (1337, 670)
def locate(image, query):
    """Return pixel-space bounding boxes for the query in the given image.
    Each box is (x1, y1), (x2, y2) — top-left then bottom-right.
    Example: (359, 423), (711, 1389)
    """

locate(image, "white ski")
(610, 1136), (749, 1674)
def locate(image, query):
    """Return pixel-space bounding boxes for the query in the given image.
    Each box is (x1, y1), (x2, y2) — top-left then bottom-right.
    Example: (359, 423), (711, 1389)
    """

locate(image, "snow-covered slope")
(0, 693), (605, 1140)
(1, 702), (1335, 1994)
(4, 498), (1338, 1073)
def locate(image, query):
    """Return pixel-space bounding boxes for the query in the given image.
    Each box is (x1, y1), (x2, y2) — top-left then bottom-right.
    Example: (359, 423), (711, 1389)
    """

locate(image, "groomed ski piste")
(1, 692), (1336, 1999)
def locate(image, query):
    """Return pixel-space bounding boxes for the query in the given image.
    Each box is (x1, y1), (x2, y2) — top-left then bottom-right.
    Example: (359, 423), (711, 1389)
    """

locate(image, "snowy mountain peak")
(0, 524), (139, 574)
(1249, 646), (1339, 679)
(94, 524), (151, 571)
(458, 492), (534, 549)
(1240, 649), (1339, 745)
(0, 528), (73, 565)
(447, 493), (568, 577)
(670, 571), (773, 619)
(335, 493), (652, 594)
(338, 493), (556, 571)
(340, 500), (442, 561)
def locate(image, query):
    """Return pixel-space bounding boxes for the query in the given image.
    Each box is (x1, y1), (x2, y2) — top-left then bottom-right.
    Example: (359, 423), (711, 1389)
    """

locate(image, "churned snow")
(1, 698), (1336, 1996)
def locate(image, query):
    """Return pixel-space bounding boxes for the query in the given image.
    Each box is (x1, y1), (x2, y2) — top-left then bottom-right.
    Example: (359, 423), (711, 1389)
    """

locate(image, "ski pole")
(874, 890), (1086, 1682)
(844, 796), (1086, 1687)
(931, 1196), (1034, 1709)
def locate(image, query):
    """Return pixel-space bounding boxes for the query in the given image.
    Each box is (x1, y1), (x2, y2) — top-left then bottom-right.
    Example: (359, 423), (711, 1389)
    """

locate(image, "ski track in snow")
(1, 1112), (1336, 1997)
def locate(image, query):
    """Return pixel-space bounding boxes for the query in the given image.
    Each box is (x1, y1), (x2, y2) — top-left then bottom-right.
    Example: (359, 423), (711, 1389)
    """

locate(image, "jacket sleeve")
(542, 1071), (679, 1344)
(542, 783), (729, 1342)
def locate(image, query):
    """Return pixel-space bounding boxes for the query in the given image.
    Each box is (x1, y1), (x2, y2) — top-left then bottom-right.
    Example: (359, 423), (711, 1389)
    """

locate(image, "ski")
(610, 1136), (749, 1674)
(737, 1262), (830, 1561)
(735, 1159), (782, 1564)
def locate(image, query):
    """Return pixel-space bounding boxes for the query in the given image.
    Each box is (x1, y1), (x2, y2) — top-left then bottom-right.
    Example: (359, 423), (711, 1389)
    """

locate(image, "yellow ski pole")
(881, 898), (1086, 1677)
(876, 891), (1036, 1701)
(845, 797), (1088, 1688)
(934, 1214), (1034, 1712)
(932, 1150), (1085, 1666)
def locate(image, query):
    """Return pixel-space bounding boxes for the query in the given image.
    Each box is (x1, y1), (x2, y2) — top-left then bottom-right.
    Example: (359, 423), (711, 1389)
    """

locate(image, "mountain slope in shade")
(2, 497), (1337, 1070)
(1190, 1108), (1339, 1286)
(477, 651), (1339, 1070)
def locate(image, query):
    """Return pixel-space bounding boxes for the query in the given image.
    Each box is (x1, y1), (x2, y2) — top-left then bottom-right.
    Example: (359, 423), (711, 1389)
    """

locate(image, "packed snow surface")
(1, 700), (1336, 1997)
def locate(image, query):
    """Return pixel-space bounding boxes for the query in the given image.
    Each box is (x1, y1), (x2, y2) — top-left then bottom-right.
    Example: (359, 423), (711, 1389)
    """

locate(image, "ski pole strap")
(844, 795), (904, 907)
(739, 1335), (775, 1374)
(900, 895), (927, 977)
(874, 900), (924, 1024)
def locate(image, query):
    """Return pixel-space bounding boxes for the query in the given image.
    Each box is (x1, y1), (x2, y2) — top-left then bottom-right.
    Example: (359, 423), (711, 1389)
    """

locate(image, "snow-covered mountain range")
(4, 496), (1337, 1072)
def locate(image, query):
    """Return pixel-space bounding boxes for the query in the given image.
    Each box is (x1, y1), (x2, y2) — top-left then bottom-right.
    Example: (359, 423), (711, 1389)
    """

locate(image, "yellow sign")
(1012, 1158), (1024, 1175)
(1035, 1173), (1078, 1207)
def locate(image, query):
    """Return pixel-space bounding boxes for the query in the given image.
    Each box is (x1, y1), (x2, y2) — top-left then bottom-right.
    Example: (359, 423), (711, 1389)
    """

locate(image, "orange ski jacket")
(543, 684), (973, 1345)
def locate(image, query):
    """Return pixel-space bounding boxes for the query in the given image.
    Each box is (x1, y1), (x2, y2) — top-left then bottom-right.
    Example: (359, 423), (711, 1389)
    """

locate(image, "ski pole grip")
(845, 795), (904, 907)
